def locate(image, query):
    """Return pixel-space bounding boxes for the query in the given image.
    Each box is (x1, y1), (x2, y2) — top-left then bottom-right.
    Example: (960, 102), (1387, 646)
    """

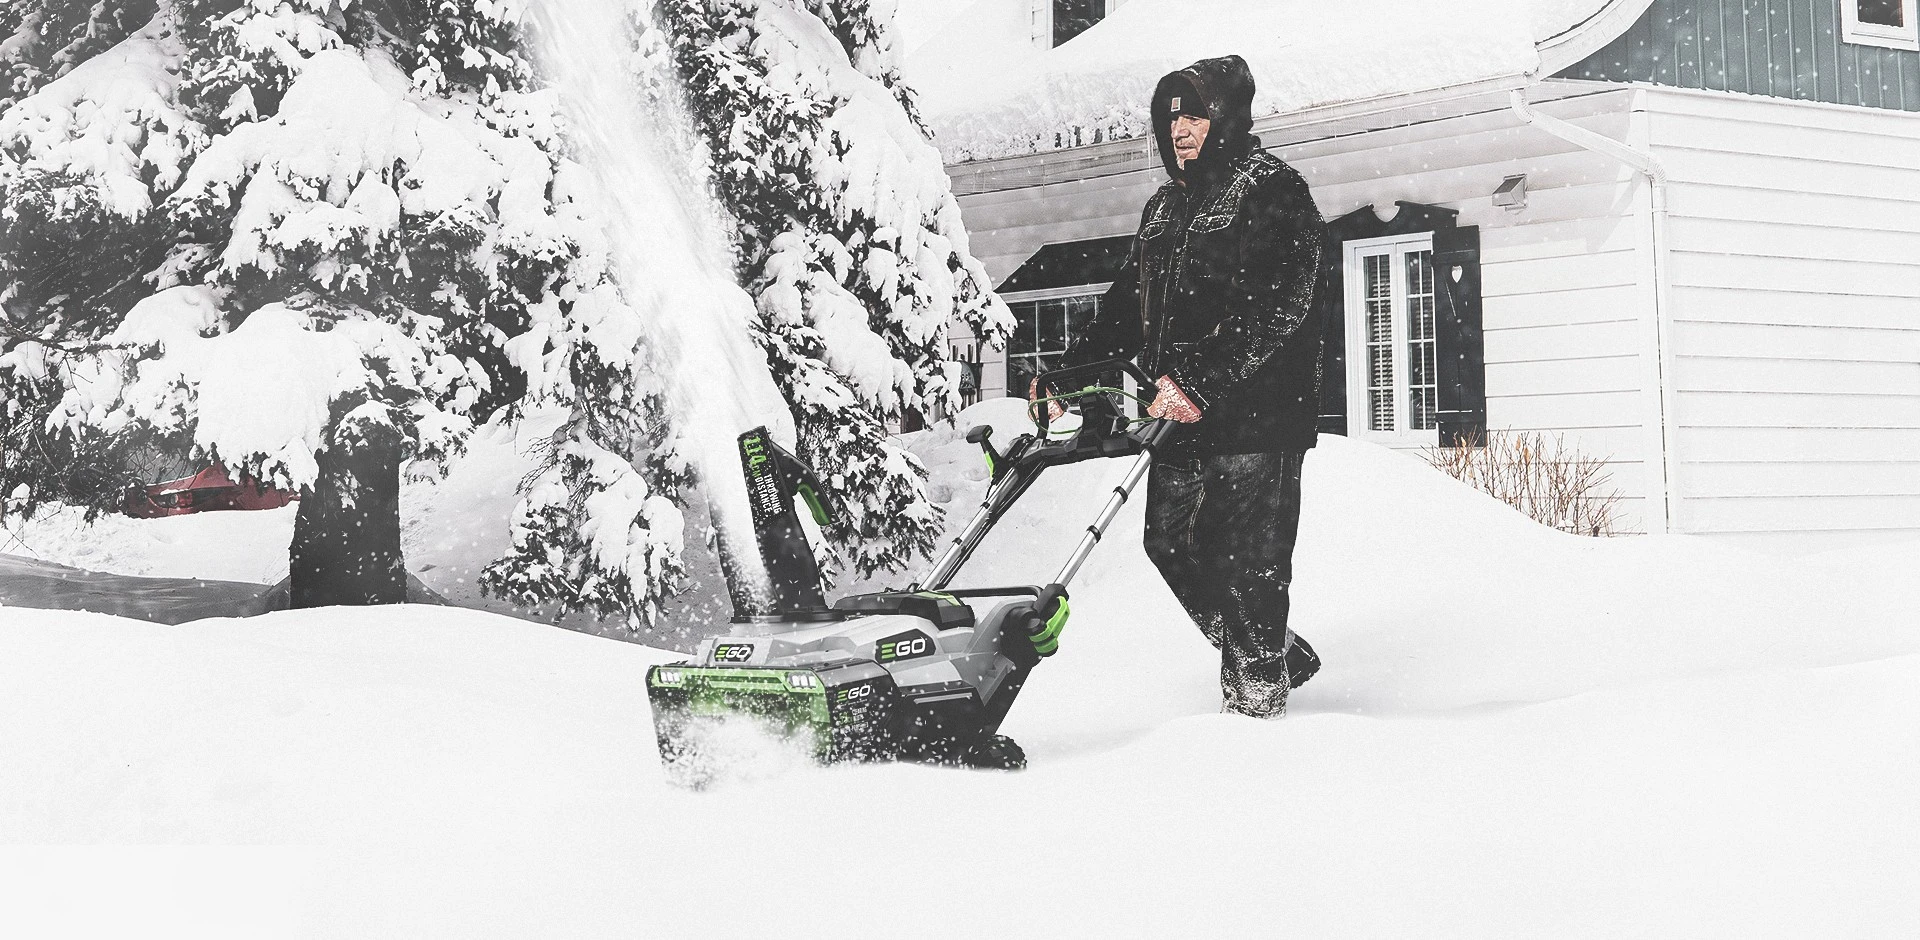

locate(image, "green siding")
(1560, 0), (1920, 111)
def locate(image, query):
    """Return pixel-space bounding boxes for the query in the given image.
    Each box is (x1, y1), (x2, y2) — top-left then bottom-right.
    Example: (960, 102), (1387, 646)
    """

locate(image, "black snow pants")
(1143, 449), (1317, 716)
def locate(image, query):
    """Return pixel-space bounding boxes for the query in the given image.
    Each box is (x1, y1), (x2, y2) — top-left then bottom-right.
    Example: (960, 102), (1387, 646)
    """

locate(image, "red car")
(123, 466), (298, 518)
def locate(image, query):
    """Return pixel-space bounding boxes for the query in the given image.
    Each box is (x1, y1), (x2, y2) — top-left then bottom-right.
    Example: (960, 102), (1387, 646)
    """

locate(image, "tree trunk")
(289, 425), (406, 608)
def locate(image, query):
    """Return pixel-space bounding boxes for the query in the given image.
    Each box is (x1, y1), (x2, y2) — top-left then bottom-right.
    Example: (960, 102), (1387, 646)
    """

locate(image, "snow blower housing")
(647, 361), (1173, 772)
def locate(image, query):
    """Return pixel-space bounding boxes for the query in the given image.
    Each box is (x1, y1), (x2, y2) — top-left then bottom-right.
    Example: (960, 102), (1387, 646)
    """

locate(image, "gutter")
(1251, 73), (1534, 139)
(1507, 87), (1679, 535)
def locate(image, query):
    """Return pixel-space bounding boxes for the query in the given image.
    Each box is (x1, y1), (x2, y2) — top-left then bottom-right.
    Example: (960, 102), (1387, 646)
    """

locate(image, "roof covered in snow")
(899, 0), (1647, 162)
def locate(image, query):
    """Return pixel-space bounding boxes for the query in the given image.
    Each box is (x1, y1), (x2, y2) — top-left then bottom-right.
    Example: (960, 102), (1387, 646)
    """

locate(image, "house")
(905, 0), (1920, 550)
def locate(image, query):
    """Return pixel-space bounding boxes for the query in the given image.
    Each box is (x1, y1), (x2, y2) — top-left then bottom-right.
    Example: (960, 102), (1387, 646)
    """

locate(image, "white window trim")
(1843, 0), (1920, 52)
(1000, 283), (1114, 304)
(1343, 232), (1441, 447)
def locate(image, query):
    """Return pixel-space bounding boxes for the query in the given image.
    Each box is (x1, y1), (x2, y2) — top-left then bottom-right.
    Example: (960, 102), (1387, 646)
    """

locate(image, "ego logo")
(875, 630), (935, 663)
(712, 643), (755, 664)
(835, 683), (874, 704)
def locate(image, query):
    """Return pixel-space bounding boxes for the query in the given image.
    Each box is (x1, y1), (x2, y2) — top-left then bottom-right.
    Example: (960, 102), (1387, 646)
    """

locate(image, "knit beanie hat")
(1168, 89), (1210, 120)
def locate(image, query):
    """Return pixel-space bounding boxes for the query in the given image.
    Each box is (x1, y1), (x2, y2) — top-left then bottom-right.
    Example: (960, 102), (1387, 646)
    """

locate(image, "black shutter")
(1431, 225), (1485, 445)
(1315, 202), (1469, 438)
(1314, 227), (1347, 436)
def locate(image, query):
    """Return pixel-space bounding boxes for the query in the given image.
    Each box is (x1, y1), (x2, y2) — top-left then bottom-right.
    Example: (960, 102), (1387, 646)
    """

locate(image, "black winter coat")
(1063, 55), (1328, 455)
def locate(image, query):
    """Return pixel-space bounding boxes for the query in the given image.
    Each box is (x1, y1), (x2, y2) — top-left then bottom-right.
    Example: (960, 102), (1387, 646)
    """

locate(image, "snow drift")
(4, 399), (1918, 937)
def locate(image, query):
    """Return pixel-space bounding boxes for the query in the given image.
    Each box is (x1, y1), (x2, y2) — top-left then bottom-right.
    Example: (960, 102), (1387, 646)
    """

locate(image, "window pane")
(1053, 0), (1104, 46)
(1009, 302), (1039, 355)
(1405, 250), (1439, 431)
(1036, 299), (1069, 353)
(1063, 294), (1100, 341)
(1861, 0), (1903, 28)
(1363, 253), (1396, 432)
(1008, 354), (1047, 398)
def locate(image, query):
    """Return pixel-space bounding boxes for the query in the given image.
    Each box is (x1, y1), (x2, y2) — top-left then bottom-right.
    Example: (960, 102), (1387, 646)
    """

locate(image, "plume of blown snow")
(525, 0), (795, 599)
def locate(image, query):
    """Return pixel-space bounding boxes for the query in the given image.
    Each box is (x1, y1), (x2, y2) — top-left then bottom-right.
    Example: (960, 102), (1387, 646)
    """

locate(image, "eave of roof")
(948, 77), (1636, 196)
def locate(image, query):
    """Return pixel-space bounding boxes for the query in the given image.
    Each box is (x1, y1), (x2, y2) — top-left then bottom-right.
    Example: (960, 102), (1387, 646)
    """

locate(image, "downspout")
(1507, 88), (1679, 535)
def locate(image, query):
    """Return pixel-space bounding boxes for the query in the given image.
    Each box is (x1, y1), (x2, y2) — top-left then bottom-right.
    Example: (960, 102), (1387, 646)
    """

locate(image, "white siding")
(1296, 92), (1659, 487)
(1646, 88), (1920, 546)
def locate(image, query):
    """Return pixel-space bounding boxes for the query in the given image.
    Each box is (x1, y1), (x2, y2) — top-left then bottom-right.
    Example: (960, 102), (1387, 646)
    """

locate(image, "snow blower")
(646, 360), (1173, 774)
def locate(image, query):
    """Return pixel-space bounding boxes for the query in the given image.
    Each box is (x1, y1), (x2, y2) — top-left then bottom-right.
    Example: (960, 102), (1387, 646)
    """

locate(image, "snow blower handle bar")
(923, 415), (1170, 660)
(1051, 416), (1174, 588)
(917, 358), (1175, 594)
(1029, 359), (1157, 439)
(1031, 359), (1170, 589)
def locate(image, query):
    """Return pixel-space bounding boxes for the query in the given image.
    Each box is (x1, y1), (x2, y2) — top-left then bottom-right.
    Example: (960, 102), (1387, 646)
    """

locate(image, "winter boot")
(1221, 657), (1290, 719)
(1285, 630), (1321, 690)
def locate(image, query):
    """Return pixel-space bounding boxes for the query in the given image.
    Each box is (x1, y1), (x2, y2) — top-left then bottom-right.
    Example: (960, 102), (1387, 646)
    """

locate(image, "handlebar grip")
(1138, 418), (1178, 450)
(1032, 359), (1154, 394)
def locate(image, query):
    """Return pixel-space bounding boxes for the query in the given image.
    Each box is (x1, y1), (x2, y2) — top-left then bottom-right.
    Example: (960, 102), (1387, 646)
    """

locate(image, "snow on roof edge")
(909, 0), (1645, 165)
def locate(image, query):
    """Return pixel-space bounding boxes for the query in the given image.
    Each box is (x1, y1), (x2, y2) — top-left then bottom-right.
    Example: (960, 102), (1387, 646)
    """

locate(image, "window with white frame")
(1006, 293), (1111, 394)
(1844, 0), (1919, 51)
(1344, 233), (1441, 442)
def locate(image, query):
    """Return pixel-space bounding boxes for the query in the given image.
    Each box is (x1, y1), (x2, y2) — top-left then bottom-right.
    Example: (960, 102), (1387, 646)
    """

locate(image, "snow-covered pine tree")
(649, 0), (1011, 579)
(0, 0), (160, 111)
(1, 1), (202, 515)
(0, 0), (650, 608)
(806, 0), (921, 125)
(478, 278), (695, 629)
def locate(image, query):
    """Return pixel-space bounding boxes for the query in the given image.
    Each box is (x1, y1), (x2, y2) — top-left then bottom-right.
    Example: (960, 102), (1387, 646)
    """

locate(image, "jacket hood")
(1152, 55), (1258, 187)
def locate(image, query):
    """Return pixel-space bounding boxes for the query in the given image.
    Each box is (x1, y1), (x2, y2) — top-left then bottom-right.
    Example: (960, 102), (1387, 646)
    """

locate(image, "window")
(1843, 0), (1919, 51)
(1052, 0), (1105, 47)
(1008, 294), (1100, 394)
(1344, 233), (1440, 442)
(995, 235), (1134, 404)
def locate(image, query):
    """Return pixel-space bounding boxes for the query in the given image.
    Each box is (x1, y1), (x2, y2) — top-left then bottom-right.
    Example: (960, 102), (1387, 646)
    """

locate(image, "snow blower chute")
(646, 361), (1173, 773)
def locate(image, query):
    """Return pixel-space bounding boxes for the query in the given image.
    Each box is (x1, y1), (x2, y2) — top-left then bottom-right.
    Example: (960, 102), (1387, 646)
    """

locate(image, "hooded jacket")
(1062, 55), (1328, 455)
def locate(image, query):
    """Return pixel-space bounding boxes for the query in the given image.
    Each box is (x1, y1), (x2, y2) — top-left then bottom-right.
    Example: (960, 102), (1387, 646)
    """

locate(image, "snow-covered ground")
(0, 407), (745, 645)
(4, 399), (1917, 937)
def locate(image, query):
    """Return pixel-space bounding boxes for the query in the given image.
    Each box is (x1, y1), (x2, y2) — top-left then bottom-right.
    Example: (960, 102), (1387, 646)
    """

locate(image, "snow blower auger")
(646, 360), (1173, 776)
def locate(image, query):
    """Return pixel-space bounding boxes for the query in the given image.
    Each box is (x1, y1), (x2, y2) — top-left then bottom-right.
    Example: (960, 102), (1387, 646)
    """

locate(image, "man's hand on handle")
(1147, 376), (1203, 423)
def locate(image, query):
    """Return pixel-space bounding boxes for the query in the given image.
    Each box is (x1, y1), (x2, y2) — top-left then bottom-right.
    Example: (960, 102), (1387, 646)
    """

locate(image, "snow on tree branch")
(651, 0), (1009, 581)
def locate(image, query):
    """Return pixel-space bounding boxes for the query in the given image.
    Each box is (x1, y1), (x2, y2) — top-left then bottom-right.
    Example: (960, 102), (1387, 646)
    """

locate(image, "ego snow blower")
(646, 360), (1173, 774)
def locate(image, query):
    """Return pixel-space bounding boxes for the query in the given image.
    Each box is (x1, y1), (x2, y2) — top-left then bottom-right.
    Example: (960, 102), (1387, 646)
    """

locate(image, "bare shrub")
(1422, 431), (1624, 537)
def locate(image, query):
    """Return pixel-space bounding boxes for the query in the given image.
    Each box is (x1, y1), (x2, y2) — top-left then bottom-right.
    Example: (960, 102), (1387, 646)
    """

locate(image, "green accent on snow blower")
(795, 482), (830, 526)
(648, 664), (835, 758)
(1029, 597), (1069, 657)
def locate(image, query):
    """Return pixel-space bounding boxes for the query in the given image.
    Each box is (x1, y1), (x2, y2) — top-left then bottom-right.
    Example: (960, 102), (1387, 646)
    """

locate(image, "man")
(1039, 55), (1328, 717)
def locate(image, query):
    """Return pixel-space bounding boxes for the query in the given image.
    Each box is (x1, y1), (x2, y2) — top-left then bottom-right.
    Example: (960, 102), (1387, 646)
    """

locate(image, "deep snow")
(4, 399), (1917, 937)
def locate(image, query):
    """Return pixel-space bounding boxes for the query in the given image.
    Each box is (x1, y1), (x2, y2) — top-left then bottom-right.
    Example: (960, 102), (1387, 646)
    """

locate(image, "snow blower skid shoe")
(645, 362), (1172, 779)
